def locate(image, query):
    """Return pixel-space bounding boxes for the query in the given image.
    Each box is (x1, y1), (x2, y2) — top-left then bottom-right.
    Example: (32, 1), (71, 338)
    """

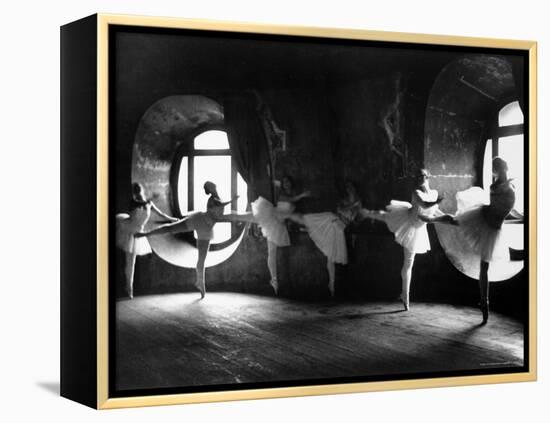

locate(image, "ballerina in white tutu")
(116, 183), (178, 299)
(287, 181), (363, 297)
(250, 175), (311, 294)
(450, 157), (517, 323)
(360, 169), (453, 311)
(136, 181), (238, 299)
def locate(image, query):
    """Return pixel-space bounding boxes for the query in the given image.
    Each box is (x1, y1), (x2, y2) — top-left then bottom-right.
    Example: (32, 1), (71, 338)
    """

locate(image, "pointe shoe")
(479, 300), (489, 324)
(194, 281), (206, 299)
(125, 284), (134, 299)
(270, 279), (279, 296)
(328, 282), (335, 298)
(399, 294), (409, 311)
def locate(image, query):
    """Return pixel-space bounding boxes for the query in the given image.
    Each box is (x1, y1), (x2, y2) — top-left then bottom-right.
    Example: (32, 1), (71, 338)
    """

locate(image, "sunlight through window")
(194, 130), (230, 150)
(177, 129), (248, 246)
(498, 101), (523, 126)
(482, 101), (524, 252)
(498, 135), (524, 214)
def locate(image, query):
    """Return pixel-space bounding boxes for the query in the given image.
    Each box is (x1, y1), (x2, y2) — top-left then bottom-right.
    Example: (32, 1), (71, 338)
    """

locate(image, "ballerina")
(251, 175), (311, 294)
(450, 157), (517, 324)
(136, 181), (237, 299)
(360, 169), (452, 311)
(287, 181), (363, 297)
(116, 182), (178, 299)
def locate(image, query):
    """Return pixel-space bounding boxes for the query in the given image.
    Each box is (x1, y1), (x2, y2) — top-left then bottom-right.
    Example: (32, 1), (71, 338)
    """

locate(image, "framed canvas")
(60, 13), (537, 409)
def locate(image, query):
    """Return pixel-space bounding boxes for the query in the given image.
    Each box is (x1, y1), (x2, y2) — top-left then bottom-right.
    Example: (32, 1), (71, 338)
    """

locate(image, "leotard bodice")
(484, 180), (515, 228)
(128, 202), (152, 231)
(276, 200), (295, 216)
(412, 188), (439, 219)
(207, 196), (227, 220)
(336, 199), (362, 226)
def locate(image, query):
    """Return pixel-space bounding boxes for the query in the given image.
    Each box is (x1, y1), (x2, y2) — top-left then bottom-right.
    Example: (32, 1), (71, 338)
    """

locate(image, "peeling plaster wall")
(327, 73), (430, 208)
(425, 55), (516, 212)
(323, 71), (450, 301)
(261, 87), (337, 212)
(423, 55), (526, 316)
(111, 29), (526, 316)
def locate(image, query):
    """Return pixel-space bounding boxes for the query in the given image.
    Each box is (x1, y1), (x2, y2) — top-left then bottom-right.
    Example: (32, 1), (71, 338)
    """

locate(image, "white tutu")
(251, 197), (291, 247)
(183, 211), (215, 241)
(303, 212), (348, 264)
(454, 187), (508, 262)
(384, 201), (430, 254)
(116, 212), (152, 255)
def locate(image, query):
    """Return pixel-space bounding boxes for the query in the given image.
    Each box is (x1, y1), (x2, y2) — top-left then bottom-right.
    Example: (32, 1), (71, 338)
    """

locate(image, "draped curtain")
(508, 56), (525, 114)
(224, 94), (274, 203)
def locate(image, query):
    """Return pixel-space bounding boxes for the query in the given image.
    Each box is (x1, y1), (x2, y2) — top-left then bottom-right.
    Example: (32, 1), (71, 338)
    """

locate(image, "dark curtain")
(508, 56), (525, 114)
(224, 94), (274, 203)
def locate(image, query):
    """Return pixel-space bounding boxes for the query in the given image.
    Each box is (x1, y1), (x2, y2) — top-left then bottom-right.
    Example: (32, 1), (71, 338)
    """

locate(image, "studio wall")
(111, 30), (526, 318)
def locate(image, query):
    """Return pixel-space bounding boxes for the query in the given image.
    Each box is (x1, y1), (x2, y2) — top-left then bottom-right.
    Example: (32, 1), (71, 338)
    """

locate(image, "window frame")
(482, 98), (525, 257)
(170, 125), (247, 251)
(488, 97), (524, 166)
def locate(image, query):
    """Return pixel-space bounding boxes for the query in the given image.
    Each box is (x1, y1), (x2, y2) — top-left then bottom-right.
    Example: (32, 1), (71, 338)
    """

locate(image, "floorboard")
(115, 292), (525, 391)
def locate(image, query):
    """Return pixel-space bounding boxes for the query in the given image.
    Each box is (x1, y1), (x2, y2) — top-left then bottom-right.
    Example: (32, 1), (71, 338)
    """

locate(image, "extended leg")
(267, 241), (279, 295)
(124, 253), (137, 299)
(359, 209), (387, 223)
(195, 240), (210, 299)
(286, 212), (305, 226)
(400, 248), (416, 311)
(139, 219), (191, 237)
(479, 260), (490, 324)
(216, 212), (255, 223)
(327, 260), (336, 297)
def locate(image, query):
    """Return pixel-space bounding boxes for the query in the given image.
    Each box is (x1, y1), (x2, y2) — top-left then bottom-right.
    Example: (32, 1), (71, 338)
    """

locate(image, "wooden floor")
(115, 292), (524, 391)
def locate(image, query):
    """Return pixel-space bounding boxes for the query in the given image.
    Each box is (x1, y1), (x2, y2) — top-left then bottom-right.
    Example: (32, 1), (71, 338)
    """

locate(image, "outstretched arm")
(279, 191), (312, 203)
(210, 195), (239, 208)
(150, 202), (178, 222)
(413, 190), (444, 208)
(358, 208), (387, 222)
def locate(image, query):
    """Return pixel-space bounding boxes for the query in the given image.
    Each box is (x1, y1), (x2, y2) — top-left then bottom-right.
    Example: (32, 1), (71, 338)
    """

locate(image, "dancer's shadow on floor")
(341, 310), (405, 319)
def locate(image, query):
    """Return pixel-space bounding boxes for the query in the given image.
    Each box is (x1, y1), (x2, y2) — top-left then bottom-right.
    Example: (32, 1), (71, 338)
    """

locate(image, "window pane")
(237, 172), (248, 212)
(194, 130), (230, 150)
(498, 134), (524, 213)
(178, 156), (188, 215)
(194, 155), (232, 243)
(213, 223), (232, 244)
(482, 136), (524, 253)
(498, 101), (523, 126)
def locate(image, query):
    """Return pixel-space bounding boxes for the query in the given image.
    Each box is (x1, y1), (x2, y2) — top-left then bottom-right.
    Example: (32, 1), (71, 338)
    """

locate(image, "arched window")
(175, 129), (248, 246)
(482, 100), (524, 252)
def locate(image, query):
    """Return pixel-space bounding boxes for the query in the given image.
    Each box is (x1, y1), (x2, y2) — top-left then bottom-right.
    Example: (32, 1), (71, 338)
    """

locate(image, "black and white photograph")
(6, 0), (550, 420)
(109, 23), (530, 398)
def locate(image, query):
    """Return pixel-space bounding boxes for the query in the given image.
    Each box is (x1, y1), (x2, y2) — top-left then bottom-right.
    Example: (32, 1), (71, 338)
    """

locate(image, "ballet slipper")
(194, 280), (206, 299)
(270, 278), (279, 296)
(399, 293), (409, 311)
(125, 283), (134, 299)
(479, 300), (489, 324)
